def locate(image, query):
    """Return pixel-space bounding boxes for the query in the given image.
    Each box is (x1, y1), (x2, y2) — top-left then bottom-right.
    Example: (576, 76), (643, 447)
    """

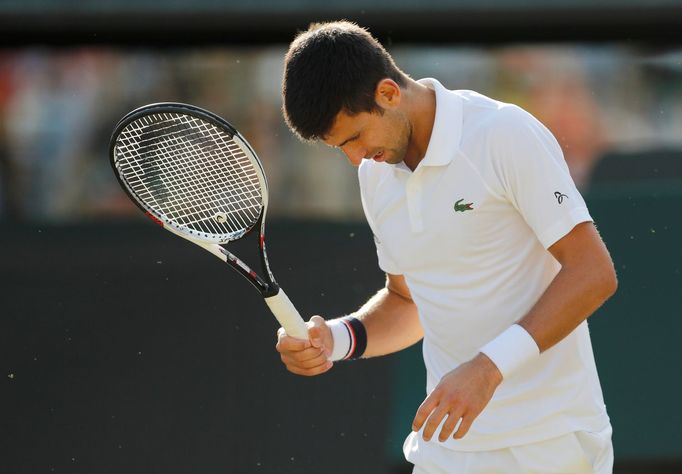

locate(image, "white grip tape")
(264, 289), (309, 340)
(479, 324), (539, 379)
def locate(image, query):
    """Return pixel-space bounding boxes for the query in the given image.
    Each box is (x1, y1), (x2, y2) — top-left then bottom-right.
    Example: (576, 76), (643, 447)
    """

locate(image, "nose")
(341, 144), (367, 166)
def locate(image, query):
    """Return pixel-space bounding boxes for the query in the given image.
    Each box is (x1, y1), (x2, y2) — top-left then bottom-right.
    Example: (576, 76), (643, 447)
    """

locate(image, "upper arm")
(548, 222), (618, 292)
(491, 107), (592, 250)
(548, 222), (608, 265)
(386, 273), (413, 302)
(356, 272), (421, 357)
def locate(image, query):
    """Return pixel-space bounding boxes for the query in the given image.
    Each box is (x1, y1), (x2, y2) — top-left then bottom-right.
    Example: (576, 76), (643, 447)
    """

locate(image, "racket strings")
(121, 128), (250, 235)
(145, 125), (258, 224)
(115, 113), (264, 238)
(122, 116), (261, 220)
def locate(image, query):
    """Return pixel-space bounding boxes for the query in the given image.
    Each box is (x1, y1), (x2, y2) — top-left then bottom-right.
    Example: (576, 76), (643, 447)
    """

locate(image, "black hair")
(282, 21), (407, 141)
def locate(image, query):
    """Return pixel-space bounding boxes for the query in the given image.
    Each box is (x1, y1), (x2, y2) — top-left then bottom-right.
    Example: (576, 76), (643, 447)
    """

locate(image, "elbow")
(600, 264), (619, 302)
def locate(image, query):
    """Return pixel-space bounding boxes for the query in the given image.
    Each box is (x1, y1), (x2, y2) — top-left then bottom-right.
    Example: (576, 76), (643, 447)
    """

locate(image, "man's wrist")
(328, 319), (352, 361)
(327, 316), (367, 362)
(475, 352), (503, 387)
(479, 324), (539, 380)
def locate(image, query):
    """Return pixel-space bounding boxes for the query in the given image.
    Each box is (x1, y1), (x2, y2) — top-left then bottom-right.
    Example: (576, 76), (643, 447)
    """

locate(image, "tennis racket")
(109, 102), (308, 340)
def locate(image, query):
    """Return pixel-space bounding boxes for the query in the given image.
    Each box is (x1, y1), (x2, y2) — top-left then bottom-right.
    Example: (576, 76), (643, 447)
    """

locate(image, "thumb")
(308, 316), (327, 349)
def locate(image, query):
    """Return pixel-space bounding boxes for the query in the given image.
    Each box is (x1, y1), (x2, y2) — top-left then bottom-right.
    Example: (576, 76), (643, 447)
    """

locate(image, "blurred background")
(1, 1), (681, 473)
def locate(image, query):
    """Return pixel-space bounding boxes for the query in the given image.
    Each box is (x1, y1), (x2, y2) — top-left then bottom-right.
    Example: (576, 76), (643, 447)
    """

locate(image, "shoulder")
(456, 92), (532, 158)
(451, 89), (536, 131)
(453, 91), (520, 143)
(460, 96), (556, 158)
(488, 103), (553, 145)
(456, 89), (503, 110)
(456, 95), (565, 187)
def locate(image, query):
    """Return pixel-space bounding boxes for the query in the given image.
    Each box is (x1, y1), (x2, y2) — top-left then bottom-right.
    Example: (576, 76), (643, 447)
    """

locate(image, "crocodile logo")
(454, 199), (474, 212)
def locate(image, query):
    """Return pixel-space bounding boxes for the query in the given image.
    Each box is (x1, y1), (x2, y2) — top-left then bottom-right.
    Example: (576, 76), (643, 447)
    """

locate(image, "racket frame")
(109, 102), (281, 298)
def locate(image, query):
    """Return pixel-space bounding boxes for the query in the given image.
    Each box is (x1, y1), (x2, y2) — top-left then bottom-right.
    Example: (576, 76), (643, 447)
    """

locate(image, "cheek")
(388, 113), (409, 142)
(383, 125), (406, 152)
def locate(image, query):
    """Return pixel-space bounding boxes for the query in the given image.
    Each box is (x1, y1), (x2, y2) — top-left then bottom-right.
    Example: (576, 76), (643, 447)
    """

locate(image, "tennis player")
(276, 21), (617, 474)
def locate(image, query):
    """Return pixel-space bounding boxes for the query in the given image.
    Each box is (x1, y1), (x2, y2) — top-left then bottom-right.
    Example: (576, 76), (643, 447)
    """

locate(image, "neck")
(402, 80), (436, 171)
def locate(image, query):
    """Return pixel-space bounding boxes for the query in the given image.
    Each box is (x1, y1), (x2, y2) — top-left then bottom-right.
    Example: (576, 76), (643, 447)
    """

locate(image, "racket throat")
(218, 247), (277, 296)
(258, 238), (278, 294)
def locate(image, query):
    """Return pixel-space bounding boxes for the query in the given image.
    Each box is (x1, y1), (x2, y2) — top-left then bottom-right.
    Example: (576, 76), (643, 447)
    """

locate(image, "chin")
(386, 153), (405, 165)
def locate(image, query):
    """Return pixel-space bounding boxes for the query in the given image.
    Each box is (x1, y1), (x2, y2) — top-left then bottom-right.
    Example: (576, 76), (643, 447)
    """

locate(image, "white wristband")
(328, 319), (352, 362)
(479, 324), (539, 379)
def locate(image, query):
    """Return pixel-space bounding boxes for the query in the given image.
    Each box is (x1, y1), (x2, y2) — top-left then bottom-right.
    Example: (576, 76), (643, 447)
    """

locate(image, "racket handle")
(264, 289), (309, 340)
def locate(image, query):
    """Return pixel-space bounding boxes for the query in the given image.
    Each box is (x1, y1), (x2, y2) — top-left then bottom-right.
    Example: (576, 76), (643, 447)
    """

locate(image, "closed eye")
(336, 133), (360, 148)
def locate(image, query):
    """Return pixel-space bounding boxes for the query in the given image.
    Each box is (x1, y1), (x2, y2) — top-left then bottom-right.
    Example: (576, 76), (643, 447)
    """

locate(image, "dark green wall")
(588, 190), (682, 459)
(0, 221), (393, 474)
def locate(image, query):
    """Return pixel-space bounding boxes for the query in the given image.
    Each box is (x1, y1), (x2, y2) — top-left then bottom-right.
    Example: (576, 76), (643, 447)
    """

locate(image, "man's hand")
(275, 315), (334, 376)
(412, 353), (503, 442)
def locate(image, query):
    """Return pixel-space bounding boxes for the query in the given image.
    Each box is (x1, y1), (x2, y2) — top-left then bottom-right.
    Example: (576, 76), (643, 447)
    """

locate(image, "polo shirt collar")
(412, 78), (463, 169)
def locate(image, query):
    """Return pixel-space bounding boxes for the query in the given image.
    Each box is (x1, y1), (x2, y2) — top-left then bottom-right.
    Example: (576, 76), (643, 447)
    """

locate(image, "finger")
(275, 335), (311, 353)
(282, 356), (328, 371)
(285, 360), (333, 377)
(281, 349), (328, 369)
(438, 411), (463, 442)
(453, 413), (474, 439)
(412, 395), (439, 431)
(277, 326), (309, 343)
(422, 407), (449, 442)
(285, 345), (326, 362)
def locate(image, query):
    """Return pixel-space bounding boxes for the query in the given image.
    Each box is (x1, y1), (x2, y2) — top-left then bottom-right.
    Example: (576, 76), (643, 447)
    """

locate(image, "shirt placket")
(405, 172), (424, 233)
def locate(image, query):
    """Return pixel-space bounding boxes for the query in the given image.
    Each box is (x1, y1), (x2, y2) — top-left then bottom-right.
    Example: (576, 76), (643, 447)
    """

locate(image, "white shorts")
(404, 426), (613, 474)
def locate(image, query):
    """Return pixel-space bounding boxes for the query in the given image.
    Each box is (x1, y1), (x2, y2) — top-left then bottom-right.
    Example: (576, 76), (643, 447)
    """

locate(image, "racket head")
(109, 103), (269, 244)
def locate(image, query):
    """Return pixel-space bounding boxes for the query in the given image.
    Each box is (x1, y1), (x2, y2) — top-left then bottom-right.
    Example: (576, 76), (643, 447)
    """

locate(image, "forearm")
(350, 283), (422, 358)
(519, 255), (617, 353)
(518, 223), (618, 353)
(480, 223), (617, 380)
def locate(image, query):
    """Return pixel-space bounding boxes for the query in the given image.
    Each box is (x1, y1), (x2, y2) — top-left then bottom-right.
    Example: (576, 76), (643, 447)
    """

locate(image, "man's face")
(323, 106), (411, 167)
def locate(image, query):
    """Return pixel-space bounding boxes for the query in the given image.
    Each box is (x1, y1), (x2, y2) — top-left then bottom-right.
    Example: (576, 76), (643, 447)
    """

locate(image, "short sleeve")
(358, 162), (402, 275)
(493, 106), (592, 249)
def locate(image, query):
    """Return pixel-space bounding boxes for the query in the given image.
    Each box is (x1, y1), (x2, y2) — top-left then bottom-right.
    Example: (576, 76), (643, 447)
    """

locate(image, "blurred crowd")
(0, 44), (680, 222)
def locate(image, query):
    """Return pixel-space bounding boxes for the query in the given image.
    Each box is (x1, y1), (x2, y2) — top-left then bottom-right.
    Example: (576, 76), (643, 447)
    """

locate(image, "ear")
(374, 79), (401, 109)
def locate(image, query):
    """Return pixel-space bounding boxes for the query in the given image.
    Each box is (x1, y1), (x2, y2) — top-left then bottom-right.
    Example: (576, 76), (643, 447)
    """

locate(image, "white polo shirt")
(359, 78), (610, 451)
